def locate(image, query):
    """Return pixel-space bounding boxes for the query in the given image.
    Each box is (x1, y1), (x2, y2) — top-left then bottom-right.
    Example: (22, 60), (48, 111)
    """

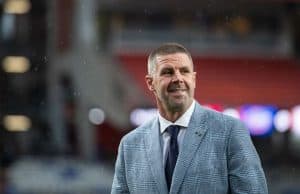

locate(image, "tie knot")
(166, 125), (180, 139)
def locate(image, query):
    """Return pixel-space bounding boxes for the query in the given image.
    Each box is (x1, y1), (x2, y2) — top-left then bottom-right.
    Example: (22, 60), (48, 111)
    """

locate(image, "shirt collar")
(159, 100), (195, 134)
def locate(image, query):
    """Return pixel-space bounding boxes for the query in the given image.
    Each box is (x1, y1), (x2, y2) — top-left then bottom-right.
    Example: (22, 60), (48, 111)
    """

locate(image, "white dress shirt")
(158, 100), (196, 168)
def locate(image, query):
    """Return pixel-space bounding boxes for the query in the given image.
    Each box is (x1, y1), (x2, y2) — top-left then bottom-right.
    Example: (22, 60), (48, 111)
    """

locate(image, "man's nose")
(172, 70), (184, 82)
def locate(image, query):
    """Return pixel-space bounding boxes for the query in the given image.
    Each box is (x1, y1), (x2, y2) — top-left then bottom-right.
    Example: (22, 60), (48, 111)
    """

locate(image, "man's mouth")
(168, 88), (186, 93)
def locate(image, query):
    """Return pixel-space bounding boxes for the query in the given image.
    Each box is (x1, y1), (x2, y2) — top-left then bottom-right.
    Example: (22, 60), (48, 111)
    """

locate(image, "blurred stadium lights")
(3, 0), (31, 14)
(3, 115), (31, 132)
(291, 105), (300, 137)
(88, 108), (105, 125)
(223, 108), (240, 119)
(130, 108), (157, 126)
(2, 56), (30, 73)
(130, 104), (300, 138)
(240, 105), (275, 137)
(274, 109), (291, 133)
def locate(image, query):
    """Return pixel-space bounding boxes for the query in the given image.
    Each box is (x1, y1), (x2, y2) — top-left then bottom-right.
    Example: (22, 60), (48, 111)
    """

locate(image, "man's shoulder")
(204, 106), (239, 122)
(120, 117), (157, 144)
(195, 103), (244, 128)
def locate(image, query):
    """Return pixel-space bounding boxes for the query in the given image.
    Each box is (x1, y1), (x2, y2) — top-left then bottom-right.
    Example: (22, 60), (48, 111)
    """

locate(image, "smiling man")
(146, 51), (196, 121)
(111, 43), (268, 194)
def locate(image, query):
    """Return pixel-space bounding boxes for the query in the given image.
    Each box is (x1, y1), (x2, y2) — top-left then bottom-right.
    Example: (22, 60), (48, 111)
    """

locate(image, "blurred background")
(0, 0), (300, 193)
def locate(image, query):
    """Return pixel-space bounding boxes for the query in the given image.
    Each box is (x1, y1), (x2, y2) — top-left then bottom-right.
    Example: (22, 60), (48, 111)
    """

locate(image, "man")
(111, 43), (268, 194)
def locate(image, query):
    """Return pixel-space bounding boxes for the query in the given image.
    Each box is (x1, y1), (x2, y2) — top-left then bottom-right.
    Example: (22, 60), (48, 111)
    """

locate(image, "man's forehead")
(155, 53), (193, 68)
(156, 52), (189, 61)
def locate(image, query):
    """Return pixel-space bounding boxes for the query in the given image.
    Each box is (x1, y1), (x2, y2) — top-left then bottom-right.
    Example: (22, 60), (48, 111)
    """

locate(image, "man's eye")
(161, 70), (172, 75)
(181, 69), (190, 74)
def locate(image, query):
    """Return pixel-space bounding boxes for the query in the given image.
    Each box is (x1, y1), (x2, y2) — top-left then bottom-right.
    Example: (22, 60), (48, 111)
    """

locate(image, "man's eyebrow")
(160, 67), (173, 72)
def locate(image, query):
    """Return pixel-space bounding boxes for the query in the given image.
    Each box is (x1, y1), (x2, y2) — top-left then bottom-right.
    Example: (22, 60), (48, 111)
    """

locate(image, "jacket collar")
(171, 102), (208, 193)
(144, 102), (208, 193)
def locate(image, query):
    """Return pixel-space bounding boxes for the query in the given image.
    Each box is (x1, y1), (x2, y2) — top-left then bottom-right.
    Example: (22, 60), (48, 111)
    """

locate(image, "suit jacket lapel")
(144, 118), (169, 194)
(171, 103), (208, 193)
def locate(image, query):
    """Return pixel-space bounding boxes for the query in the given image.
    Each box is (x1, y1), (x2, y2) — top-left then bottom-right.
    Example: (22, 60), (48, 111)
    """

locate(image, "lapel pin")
(195, 131), (201, 136)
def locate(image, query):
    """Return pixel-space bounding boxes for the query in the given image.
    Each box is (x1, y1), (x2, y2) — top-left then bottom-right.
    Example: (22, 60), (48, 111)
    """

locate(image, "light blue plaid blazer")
(111, 102), (268, 194)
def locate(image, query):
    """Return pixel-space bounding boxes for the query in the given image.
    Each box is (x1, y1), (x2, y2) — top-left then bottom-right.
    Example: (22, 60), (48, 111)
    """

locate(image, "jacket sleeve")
(111, 138), (130, 194)
(227, 119), (268, 194)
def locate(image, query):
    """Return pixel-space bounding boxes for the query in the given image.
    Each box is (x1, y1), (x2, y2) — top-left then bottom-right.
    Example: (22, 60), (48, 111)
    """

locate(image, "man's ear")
(145, 75), (155, 91)
(193, 71), (197, 88)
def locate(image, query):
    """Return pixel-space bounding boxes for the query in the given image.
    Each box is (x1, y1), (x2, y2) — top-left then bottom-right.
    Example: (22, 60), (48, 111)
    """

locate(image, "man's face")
(146, 52), (196, 113)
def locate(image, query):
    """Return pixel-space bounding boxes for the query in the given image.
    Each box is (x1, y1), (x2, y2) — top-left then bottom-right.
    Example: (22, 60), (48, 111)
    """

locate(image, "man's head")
(145, 43), (196, 120)
(147, 43), (194, 75)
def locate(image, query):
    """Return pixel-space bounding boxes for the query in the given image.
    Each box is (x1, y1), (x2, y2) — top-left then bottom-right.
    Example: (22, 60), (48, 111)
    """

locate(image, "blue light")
(240, 105), (276, 137)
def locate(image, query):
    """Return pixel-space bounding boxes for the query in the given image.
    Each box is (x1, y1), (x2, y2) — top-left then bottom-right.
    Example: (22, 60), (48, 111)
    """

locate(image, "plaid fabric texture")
(111, 102), (268, 194)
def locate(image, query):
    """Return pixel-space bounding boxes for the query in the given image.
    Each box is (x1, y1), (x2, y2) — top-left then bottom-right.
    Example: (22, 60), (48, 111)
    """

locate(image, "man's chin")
(167, 101), (186, 112)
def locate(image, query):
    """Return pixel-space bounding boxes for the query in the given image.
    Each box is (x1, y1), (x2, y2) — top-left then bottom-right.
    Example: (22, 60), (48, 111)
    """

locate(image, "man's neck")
(160, 111), (183, 123)
(158, 101), (194, 122)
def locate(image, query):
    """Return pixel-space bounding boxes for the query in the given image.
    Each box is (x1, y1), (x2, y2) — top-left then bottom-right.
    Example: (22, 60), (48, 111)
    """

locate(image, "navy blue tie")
(165, 125), (180, 191)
